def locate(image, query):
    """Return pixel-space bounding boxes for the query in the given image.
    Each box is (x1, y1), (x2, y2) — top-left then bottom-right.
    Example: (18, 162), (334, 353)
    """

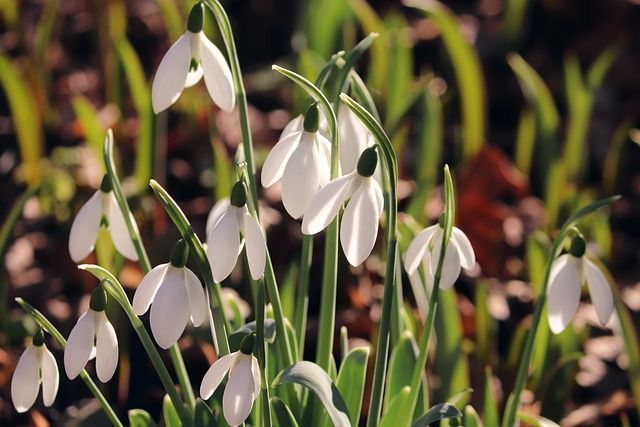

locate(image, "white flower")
(404, 222), (475, 290)
(200, 336), (260, 427)
(261, 103), (331, 219)
(547, 237), (614, 334)
(64, 286), (118, 382)
(302, 148), (383, 266)
(11, 330), (59, 413)
(338, 103), (376, 175)
(206, 182), (266, 282)
(69, 175), (138, 263)
(132, 240), (206, 349)
(151, 3), (234, 114)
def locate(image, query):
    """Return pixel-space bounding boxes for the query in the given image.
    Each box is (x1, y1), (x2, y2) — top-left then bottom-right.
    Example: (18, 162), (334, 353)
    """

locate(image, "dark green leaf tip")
(32, 328), (45, 346)
(569, 234), (586, 258)
(303, 103), (320, 133)
(230, 181), (248, 207)
(90, 283), (108, 312)
(240, 333), (256, 355)
(170, 239), (189, 268)
(100, 174), (112, 193)
(187, 2), (204, 33)
(356, 147), (378, 177)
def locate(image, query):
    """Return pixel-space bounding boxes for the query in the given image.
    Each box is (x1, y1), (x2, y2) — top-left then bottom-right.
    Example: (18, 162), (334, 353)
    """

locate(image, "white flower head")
(261, 103), (332, 219)
(302, 147), (383, 266)
(11, 329), (59, 413)
(64, 285), (118, 382)
(404, 216), (476, 290)
(151, 2), (235, 114)
(69, 174), (138, 263)
(547, 236), (614, 335)
(206, 181), (266, 282)
(200, 334), (260, 427)
(132, 240), (206, 349)
(338, 103), (377, 176)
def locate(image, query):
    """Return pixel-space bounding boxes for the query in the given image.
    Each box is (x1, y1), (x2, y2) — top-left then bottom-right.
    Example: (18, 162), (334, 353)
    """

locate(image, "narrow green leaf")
(0, 0), (20, 29)
(443, 165), (455, 244)
(271, 397), (299, 427)
(379, 387), (411, 427)
(212, 139), (233, 202)
(483, 366), (499, 426)
(71, 96), (107, 171)
(384, 12), (414, 122)
(348, 0), (387, 93)
(410, 403), (462, 427)
(273, 361), (350, 427)
(514, 106), (536, 176)
(336, 347), (370, 427)
(155, 0), (184, 41)
(517, 412), (561, 427)
(194, 399), (218, 427)
(463, 405), (482, 427)
(501, 0), (530, 46)
(128, 409), (158, 427)
(163, 394), (181, 427)
(385, 331), (426, 419)
(228, 319), (277, 349)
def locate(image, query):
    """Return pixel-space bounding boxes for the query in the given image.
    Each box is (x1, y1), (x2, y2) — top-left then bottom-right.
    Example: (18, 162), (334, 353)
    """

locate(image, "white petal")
(261, 131), (301, 188)
(223, 356), (257, 427)
(206, 198), (230, 237)
(183, 267), (206, 326)
(404, 225), (438, 274)
(251, 356), (261, 397)
(152, 32), (191, 113)
(583, 258), (614, 326)
(200, 352), (236, 400)
(150, 267), (190, 349)
(200, 33), (236, 112)
(280, 115), (303, 140)
(185, 64), (204, 88)
(69, 190), (102, 263)
(39, 345), (59, 407)
(451, 227), (475, 270)
(429, 232), (462, 290)
(547, 255), (582, 334)
(243, 213), (266, 280)
(11, 345), (41, 413)
(107, 193), (138, 261)
(133, 263), (169, 315)
(64, 310), (96, 380)
(338, 104), (373, 174)
(315, 133), (332, 187)
(207, 207), (241, 283)
(301, 172), (359, 235)
(340, 179), (381, 266)
(95, 312), (118, 382)
(282, 133), (322, 219)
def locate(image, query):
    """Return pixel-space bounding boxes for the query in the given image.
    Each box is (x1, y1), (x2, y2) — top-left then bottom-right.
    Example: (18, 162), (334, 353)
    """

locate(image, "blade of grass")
(71, 96), (107, 171)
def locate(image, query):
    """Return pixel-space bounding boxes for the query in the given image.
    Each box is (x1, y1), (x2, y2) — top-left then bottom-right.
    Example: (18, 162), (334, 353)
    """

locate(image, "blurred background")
(1, 0), (640, 425)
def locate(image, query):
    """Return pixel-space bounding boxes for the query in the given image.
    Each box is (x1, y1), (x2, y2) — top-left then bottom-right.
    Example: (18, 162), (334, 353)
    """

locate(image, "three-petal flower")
(11, 330), (59, 413)
(151, 3), (235, 113)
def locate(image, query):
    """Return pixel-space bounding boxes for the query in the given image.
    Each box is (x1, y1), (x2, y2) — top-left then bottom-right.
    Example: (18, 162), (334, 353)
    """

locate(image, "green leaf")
(162, 394), (181, 427)
(155, 0), (184, 41)
(514, 106), (536, 177)
(71, 96), (106, 171)
(379, 386), (411, 427)
(463, 405), (482, 427)
(128, 409), (158, 427)
(336, 347), (370, 427)
(443, 165), (455, 244)
(517, 412), (561, 427)
(483, 367), (499, 427)
(194, 399), (218, 427)
(271, 397), (299, 427)
(348, 0), (386, 93)
(213, 140), (233, 202)
(229, 319), (277, 349)
(273, 361), (350, 427)
(410, 403), (462, 427)
(385, 331), (426, 418)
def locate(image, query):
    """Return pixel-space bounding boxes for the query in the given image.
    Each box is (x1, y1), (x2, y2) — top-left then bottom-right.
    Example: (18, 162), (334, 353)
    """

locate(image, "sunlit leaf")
(411, 403), (462, 427)
(128, 409), (158, 427)
(336, 347), (370, 427)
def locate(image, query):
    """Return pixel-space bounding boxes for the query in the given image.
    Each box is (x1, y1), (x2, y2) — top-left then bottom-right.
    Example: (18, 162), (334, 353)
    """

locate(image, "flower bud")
(187, 2), (204, 33)
(170, 239), (190, 268)
(90, 284), (109, 312)
(100, 174), (112, 193)
(356, 147), (377, 177)
(32, 328), (45, 347)
(569, 235), (586, 258)
(303, 103), (320, 133)
(230, 181), (248, 207)
(239, 333), (256, 355)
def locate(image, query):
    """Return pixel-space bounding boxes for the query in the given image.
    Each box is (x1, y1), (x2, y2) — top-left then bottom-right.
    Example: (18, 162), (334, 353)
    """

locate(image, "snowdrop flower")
(151, 2), (235, 114)
(302, 147), (383, 266)
(11, 329), (59, 413)
(404, 215), (475, 290)
(261, 103), (331, 219)
(207, 181), (266, 282)
(133, 240), (206, 349)
(547, 235), (614, 334)
(69, 174), (138, 263)
(338, 103), (377, 175)
(64, 285), (118, 382)
(200, 334), (260, 427)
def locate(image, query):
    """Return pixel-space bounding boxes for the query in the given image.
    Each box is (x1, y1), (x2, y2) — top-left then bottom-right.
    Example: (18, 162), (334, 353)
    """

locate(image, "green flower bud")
(100, 174), (112, 193)
(170, 239), (190, 268)
(90, 284), (109, 312)
(239, 333), (256, 355)
(356, 147), (378, 177)
(32, 328), (45, 347)
(569, 235), (586, 258)
(187, 2), (204, 33)
(303, 103), (320, 133)
(230, 181), (248, 207)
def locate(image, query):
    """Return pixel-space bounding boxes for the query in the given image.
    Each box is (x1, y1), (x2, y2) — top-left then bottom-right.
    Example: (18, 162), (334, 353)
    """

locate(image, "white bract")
(404, 222), (475, 290)
(133, 240), (206, 349)
(261, 104), (331, 219)
(207, 182), (266, 282)
(200, 337), (260, 427)
(11, 330), (59, 413)
(302, 148), (383, 266)
(547, 237), (614, 334)
(151, 3), (234, 114)
(65, 286), (118, 382)
(69, 176), (138, 263)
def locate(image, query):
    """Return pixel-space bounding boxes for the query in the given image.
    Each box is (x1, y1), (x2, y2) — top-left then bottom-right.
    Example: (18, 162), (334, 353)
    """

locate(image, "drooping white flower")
(133, 240), (206, 349)
(64, 285), (118, 382)
(338, 103), (376, 175)
(69, 175), (138, 263)
(404, 218), (475, 290)
(207, 181), (266, 282)
(11, 329), (59, 413)
(261, 103), (331, 219)
(302, 147), (383, 266)
(547, 236), (614, 334)
(151, 2), (235, 114)
(200, 334), (260, 427)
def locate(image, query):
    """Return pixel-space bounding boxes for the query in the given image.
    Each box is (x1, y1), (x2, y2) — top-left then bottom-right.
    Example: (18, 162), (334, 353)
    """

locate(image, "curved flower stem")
(78, 265), (193, 426)
(103, 130), (196, 410)
(501, 195), (620, 427)
(293, 234), (313, 357)
(255, 280), (272, 427)
(16, 298), (124, 427)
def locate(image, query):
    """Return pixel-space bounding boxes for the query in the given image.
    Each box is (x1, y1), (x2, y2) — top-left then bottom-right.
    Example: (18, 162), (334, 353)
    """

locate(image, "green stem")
(16, 298), (124, 427)
(315, 218), (339, 371)
(256, 281), (272, 427)
(294, 234), (313, 358)
(169, 345), (196, 410)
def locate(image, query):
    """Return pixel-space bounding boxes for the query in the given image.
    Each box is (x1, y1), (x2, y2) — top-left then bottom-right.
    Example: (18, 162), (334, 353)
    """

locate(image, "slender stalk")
(293, 234), (313, 358)
(256, 281), (272, 427)
(315, 219), (339, 371)
(16, 298), (124, 427)
(169, 345), (196, 410)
